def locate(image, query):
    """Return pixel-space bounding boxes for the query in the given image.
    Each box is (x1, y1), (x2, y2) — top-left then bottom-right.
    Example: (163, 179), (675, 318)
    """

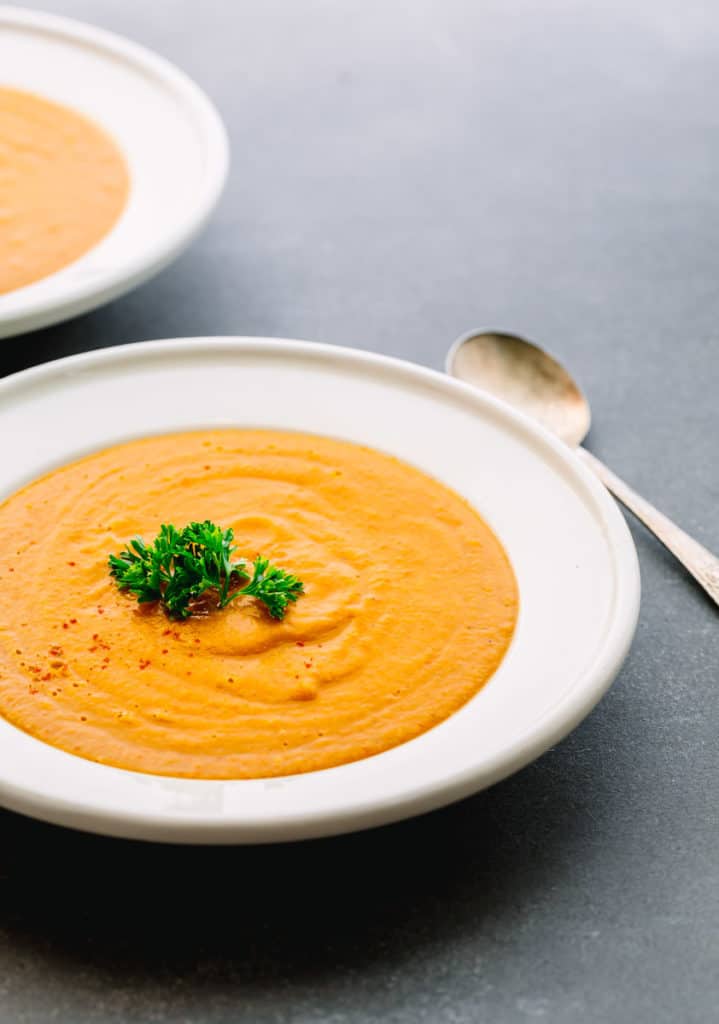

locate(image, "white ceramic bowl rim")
(0, 338), (641, 843)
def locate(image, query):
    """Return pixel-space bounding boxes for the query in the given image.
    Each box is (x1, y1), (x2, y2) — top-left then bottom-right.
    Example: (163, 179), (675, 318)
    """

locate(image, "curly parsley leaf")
(231, 555), (305, 621)
(109, 520), (304, 621)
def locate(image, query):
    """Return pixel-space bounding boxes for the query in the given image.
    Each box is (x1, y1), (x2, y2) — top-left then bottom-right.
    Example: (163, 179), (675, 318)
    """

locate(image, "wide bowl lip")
(0, 337), (641, 843)
(0, 5), (230, 336)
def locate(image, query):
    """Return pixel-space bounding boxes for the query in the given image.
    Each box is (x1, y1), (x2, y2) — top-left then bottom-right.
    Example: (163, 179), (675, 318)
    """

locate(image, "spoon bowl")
(446, 330), (590, 448)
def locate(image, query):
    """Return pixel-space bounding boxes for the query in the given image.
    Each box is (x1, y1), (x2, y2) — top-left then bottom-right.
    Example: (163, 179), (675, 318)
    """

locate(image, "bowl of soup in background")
(0, 7), (228, 337)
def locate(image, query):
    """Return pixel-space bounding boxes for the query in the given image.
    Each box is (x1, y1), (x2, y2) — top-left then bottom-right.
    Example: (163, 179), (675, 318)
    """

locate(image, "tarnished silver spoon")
(447, 329), (719, 607)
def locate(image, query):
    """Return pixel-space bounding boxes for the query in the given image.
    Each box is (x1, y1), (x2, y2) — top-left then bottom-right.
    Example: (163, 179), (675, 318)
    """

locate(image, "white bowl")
(0, 6), (229, 337)
(0, 338), (640, 843)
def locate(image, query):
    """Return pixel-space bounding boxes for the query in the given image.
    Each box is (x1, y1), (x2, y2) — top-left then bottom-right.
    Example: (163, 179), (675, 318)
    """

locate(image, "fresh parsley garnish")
(109, 520), (304, 621)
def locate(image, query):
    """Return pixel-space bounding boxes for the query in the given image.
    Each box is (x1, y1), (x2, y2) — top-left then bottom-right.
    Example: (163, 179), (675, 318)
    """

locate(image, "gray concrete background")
(1, 1), (718, 1021)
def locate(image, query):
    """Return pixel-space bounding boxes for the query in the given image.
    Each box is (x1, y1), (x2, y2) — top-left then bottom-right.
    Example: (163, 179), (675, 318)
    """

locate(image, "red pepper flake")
(304, 662), (312, 669)
(138, 659), (151, 670)
(67, 561), (76, 567)
(161, 648), (168, 655)
(41, 673), (52, 681)
(92, 634), (99, 641)
(193, 638), (201, 645)
(8, 567), (14, 573)
(69, 618), (77, 624)
(49, 646), (63, 657)
(28, 686), (39, 695)
(62, 622), (69, 630)
(296, 641), (305, 647)
(97, 607), (104, 615)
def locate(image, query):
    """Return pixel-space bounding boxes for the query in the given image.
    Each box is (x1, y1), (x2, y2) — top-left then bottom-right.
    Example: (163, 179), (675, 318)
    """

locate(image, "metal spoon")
(446, 329), (719, 607)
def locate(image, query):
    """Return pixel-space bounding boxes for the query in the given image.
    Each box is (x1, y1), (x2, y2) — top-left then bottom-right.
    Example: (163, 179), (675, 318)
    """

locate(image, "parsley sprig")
(108, 520), (304, 620)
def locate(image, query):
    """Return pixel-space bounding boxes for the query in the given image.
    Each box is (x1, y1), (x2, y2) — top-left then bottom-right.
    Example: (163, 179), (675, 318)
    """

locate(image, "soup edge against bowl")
(0, 84), (131, 296)
(0, 426), (520, 779)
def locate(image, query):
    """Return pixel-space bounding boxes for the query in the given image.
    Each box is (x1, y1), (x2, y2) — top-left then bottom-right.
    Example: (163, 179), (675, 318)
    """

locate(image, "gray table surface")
(1, 1), (718, 1021)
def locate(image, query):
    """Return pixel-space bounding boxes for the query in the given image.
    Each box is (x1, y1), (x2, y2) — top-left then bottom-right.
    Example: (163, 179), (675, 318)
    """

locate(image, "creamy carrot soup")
(0, 87), (128, 294)
(0, 431), (518, 779)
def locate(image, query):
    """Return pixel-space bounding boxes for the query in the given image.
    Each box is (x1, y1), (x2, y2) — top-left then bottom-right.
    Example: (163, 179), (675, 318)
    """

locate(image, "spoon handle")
(577, 447), (719, 607)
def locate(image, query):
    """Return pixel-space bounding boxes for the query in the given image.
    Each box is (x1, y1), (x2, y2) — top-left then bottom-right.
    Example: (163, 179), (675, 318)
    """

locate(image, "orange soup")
(0, 87), (129, 294)
(0, 431), (518, 779)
